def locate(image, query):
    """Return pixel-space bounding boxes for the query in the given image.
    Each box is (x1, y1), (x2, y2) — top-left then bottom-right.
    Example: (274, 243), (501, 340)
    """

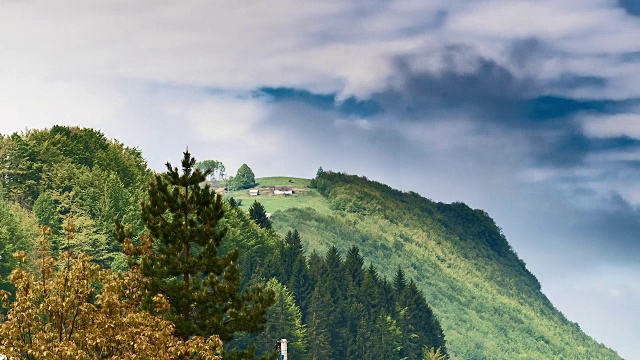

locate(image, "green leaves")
(231, 164), (256, 190)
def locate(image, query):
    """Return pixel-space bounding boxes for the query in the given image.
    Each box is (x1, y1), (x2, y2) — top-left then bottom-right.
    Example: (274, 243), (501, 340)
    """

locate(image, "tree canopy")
(231, 164), (256, 190)
(196, 159), (226, 181)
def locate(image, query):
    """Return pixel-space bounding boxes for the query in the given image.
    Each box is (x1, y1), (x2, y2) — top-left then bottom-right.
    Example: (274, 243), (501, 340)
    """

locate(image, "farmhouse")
(249, 189), (260, 196)
(273, 186), (293, 195)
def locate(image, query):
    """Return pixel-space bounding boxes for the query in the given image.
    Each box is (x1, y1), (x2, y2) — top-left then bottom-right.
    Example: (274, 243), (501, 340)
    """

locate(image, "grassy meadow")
(225, 177), (332, 215)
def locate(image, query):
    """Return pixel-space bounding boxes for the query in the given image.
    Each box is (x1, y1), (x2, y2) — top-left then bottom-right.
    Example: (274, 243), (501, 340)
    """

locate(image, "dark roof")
(274, 186), (293, 191)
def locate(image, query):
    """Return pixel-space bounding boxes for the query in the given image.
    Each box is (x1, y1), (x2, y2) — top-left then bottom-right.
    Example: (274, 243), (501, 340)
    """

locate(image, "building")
(273, 186), (293, 195)
(249, 189), (260, 196)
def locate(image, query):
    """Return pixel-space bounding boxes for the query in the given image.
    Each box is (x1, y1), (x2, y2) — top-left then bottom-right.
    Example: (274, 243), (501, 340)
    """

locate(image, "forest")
(0, 126), (448, 359)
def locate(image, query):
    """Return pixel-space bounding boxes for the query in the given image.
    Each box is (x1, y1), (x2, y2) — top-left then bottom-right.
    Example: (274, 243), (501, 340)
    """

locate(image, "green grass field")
(226, 177), (331, 214)
(253, 176), (312, 188)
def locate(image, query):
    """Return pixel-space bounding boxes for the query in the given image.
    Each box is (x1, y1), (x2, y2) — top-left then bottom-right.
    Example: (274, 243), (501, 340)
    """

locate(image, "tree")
(423, 347), (447, 360)
(249, 201), (272, 230)
(115, 150), (274, 354)
(255, 279), (307, 357)
(307, 288), (332, 360)
(32, 191), (60, 233)
(232, 164), (256, 190)
(196, 159), (226, 181)
(0, 197), (38, 292)
(0, 226), (223, 359)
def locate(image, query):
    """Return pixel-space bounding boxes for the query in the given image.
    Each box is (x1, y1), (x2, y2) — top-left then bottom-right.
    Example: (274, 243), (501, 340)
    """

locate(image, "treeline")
(311, 169), (541, 297)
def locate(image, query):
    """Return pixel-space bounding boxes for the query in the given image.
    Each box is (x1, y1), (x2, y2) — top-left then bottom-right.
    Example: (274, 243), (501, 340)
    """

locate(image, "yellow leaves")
(0, 226), (223, 359)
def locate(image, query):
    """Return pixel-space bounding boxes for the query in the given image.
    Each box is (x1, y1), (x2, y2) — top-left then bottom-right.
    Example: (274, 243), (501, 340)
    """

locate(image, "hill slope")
(252, 171), (621, 359)
(0, 126), (620, 359)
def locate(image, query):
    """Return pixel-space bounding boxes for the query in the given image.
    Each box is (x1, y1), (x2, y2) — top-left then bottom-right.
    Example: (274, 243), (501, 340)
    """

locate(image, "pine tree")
(393, 266), (407, 301)
(344, 245), (364, 288)
(307, 288), (332, 360)
(256, 279), (308, 358)
(321, 246), (347, 359)
(249, 200), (272, 230)
(403, 280), (448, 358)
(279, 230), (304, 284)
(344, 245), (365, 360)
(287, 256), (313, 322)
(371, 311), (402, 360)
(115, 150), (274, 354)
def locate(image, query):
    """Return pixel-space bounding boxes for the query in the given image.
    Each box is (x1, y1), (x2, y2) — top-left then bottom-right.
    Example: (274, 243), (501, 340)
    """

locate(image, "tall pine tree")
(115, 150), (274, 356)
(249, 200), (272, 230)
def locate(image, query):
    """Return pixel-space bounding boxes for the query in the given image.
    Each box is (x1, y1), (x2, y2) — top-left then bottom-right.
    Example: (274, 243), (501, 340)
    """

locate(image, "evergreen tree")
(344, 245), (364, 288)
(256, 279), (308, 358)
(279, 230), (303, 284)
(397, 304), (422, 360)
(249, 201), (272, 230)
(393, 266), (407, 301)
(343, 246), (365, 360)
(321, 246), (347, 359)
(370, 311), (401, 360)
(403, 280), (448, 358)
(287, 256), (313, 322)
(306, 250), (324, 283)
(307, 288), (332, 360)
(115, 150), (274, 356)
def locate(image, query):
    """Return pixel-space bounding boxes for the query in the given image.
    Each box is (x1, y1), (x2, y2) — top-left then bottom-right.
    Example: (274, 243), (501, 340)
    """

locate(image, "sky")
(1, 0), (639, 357)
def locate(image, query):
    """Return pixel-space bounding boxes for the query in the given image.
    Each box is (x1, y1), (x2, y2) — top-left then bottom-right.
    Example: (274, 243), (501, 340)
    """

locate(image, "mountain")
(231, 172), (621, 359)
(0, 126), (621, 359)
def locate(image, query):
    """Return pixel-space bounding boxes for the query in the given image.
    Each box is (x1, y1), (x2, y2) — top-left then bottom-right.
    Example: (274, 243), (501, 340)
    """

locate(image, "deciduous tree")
(0, 225), (222, 359)
(232, 164), (256, 190)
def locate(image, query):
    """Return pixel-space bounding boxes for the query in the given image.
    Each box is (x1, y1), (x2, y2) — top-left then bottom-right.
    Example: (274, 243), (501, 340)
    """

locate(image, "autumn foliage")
(0, 224), (222, 359)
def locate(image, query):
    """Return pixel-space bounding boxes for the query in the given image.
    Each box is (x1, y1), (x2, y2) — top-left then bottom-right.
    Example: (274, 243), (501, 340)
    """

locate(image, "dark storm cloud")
(365, 42), (640, 168)
(259, 87), (382, 118)
(619, 0), (640, 17)
(580, 196), (640, 261)
(546, 74), (607, 92)
(376, 52), (534, 120)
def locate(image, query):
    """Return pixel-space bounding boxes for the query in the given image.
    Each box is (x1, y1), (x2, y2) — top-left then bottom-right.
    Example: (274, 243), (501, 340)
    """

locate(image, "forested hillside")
(0, 126), (151, 278)
(269, 171), (621, 359)
(0, 126), (447, 359)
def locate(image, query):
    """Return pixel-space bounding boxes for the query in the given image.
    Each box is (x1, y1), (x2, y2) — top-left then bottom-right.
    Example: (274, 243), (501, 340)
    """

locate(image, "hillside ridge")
(266, 171), (620, 359)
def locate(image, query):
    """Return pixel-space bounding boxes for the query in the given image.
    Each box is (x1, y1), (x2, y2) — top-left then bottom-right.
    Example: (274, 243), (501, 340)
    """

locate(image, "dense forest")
(0, 126), (448, 359)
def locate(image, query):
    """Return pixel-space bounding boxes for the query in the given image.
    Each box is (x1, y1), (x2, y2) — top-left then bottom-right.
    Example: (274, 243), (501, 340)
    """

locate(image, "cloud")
(618, 0), (640, 16)
(2, 0), (640, 358)
(543, 263), (640, 358)
(0, 78), (125, 135)
(582, 113), (640, 139)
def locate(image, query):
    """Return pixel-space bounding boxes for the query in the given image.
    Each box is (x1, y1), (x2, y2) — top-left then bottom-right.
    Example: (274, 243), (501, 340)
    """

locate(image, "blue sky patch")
(260, 87), (382, 118)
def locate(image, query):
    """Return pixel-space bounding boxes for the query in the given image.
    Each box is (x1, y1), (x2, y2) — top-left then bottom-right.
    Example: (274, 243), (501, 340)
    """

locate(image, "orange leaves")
(0, 226), (222, 359)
